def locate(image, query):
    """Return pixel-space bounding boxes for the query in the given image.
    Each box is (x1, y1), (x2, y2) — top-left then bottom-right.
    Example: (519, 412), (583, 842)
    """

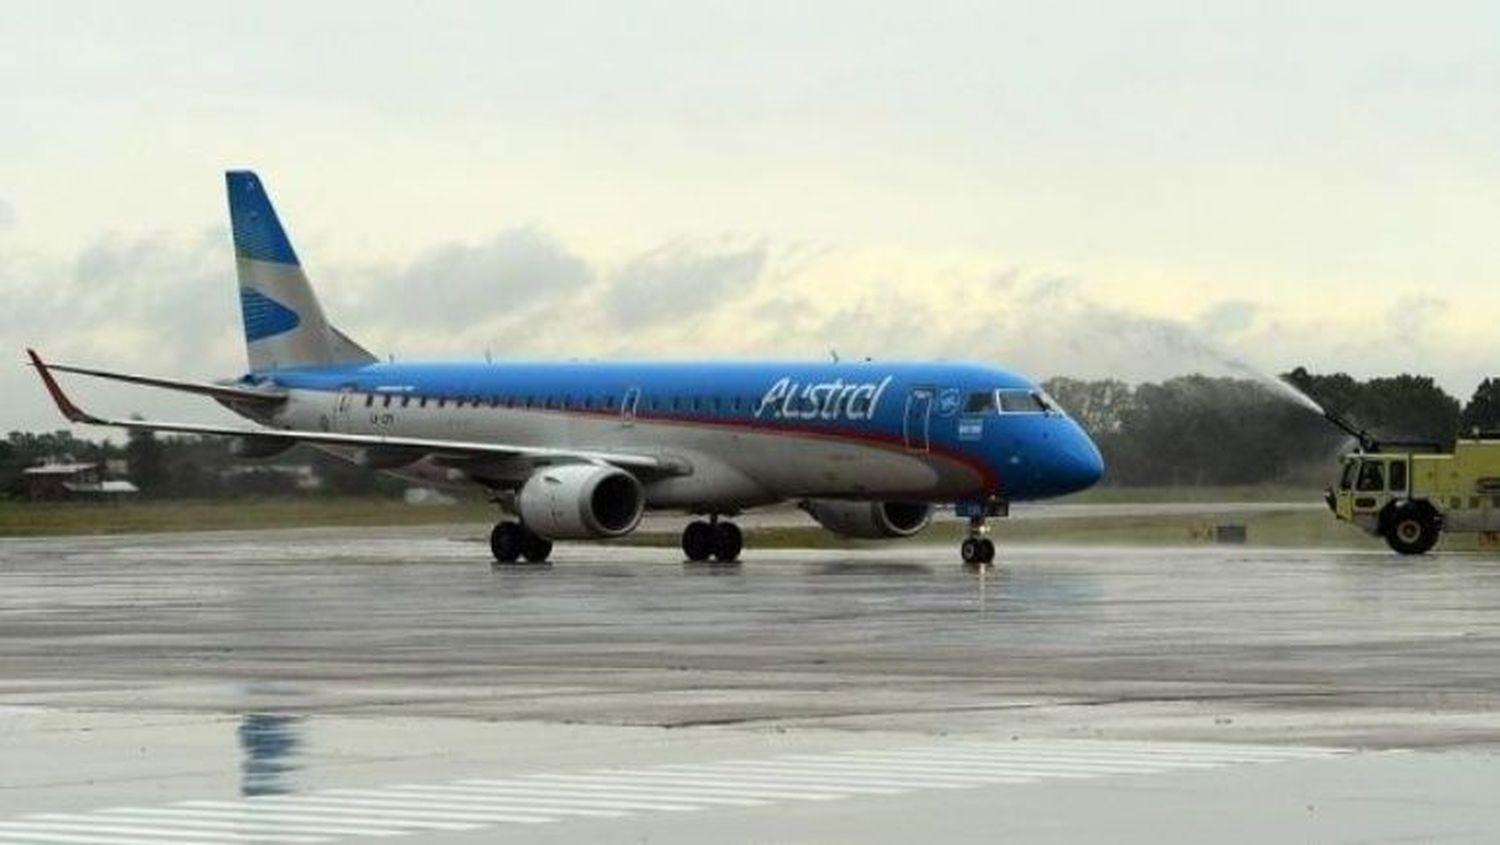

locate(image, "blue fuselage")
(260, 359), (1104, 504)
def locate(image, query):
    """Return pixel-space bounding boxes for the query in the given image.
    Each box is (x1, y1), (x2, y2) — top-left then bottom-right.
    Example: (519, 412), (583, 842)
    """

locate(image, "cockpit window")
(996, 389), (1049, 414)
(1355, 461), (1386, 492)
(963, 392), (997, 414)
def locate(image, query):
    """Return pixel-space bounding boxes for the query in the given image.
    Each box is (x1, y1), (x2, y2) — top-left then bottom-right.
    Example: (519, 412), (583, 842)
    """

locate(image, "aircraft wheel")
(682, 520), (714, 562)
(961, 537), (996, 566)
(490, 521), (523, 564)
(519, 527), (553, 563)
(1384, 504), (1439, 555)
(712, 521), (743, 562)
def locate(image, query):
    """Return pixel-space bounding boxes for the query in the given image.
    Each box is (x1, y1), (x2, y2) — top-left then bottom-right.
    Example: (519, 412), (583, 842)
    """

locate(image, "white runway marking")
(0, 740), (1350, 843)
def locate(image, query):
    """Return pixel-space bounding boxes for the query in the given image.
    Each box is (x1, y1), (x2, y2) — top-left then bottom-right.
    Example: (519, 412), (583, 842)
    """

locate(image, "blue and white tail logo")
(226, 170), (374, 371)
(239, 288), (302, 341)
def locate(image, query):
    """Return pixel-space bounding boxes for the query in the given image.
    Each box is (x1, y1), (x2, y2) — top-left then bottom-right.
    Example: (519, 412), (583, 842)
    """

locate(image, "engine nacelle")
(802, 500), (934, 539)
(517, 464), (645, 540)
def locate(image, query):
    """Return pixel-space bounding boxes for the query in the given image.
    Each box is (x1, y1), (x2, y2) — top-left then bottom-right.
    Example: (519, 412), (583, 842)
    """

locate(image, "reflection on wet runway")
(239, 713), (303, 797)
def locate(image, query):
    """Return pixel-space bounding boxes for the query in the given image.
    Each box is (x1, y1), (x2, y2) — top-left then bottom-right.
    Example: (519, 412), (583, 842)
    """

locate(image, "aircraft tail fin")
(226, 171), (376, 371)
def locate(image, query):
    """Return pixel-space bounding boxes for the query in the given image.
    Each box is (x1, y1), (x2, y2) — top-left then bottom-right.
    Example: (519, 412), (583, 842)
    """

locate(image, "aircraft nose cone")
(1057, 432), (1105, 494)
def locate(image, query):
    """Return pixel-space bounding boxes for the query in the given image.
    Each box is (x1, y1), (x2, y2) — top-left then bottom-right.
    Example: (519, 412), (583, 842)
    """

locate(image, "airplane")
(28, 171), (1104, 566)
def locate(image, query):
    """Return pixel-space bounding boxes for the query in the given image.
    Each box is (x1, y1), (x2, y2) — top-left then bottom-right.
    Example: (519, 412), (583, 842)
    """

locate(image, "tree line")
(0, 430), (408, 500)
(5, 369), (1500, 497)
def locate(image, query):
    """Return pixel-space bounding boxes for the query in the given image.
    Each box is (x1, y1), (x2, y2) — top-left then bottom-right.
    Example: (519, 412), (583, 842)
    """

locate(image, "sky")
(3, 1), (1499, 432)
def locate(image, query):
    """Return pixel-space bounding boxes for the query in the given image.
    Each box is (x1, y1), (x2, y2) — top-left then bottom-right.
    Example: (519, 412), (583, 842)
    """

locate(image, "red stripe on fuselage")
(398, 397), (1002, 495)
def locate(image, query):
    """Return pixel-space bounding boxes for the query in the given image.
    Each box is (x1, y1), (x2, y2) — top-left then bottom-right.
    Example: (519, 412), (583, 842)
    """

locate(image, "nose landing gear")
(957, 498), (1006, 566)
(960, 517), (996, 566)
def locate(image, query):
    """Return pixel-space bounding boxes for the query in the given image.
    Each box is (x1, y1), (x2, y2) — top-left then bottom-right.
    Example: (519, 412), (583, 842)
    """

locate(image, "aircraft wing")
(28, 349), (675, 474)
(37, 359), (288, 405)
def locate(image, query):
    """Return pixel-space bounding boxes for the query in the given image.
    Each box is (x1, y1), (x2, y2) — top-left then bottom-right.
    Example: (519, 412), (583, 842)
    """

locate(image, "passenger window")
(1356, 462), (1386, 492)
(400, 396), (410, 408)
(419, 397), (428, 409)
(364, 394), (374, 408)
(382, 395), (392, 408)
(964, 392), (997, 414)
(1389, 460), (1408, 492)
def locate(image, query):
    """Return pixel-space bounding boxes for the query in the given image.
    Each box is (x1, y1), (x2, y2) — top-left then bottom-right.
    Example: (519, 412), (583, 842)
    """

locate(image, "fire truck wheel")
(1383, 503), (1439, 555)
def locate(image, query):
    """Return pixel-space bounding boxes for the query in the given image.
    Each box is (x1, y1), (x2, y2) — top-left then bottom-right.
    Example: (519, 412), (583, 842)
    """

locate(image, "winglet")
(27, 349), (103, 424)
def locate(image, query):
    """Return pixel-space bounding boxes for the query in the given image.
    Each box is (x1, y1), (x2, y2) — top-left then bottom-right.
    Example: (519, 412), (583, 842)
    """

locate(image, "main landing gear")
(490, 520), (553, 565)
(682, 516), (742, 563)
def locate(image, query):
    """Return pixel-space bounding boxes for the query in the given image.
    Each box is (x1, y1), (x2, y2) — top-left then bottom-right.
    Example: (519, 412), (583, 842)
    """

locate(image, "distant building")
(23, 461), (139, 501)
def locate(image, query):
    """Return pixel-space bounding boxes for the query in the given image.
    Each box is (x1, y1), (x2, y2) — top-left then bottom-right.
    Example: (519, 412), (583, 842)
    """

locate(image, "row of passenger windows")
(356, 387), (1056, 416)
(360, 392), (758, 414)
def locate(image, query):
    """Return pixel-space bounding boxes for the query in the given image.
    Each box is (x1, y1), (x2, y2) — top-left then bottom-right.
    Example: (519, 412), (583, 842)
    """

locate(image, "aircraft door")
(903, 387), (933, 452)
(621, 387), (641, 427)
(332, 386), (357, 433)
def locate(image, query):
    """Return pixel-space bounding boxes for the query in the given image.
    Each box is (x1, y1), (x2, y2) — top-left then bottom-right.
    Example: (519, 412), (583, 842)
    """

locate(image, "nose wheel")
(960, 516), (996, 566)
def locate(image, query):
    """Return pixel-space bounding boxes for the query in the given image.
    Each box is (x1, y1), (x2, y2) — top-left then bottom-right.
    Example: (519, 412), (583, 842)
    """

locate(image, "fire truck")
(1325, 411), (1500, 554)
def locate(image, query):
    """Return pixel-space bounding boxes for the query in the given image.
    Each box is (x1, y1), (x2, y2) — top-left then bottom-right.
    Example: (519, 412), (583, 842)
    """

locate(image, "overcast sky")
(4, 1), (1499, 432)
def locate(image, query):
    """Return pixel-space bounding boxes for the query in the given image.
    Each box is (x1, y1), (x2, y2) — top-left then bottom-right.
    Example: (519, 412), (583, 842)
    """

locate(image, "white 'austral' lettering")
(753, 376), (893, 422)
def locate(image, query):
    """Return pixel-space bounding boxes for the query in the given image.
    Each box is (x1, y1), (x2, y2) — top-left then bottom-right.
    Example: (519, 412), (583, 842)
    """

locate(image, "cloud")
(1385, 292), (1447, 340)
(0, 228), (234, 366)
(0, 228), (244, 432)
(0, 198), (14, 236)
(354, 227), (593, 328)
(1195, 299), (1259, 336)
(606, 238), (768, 326)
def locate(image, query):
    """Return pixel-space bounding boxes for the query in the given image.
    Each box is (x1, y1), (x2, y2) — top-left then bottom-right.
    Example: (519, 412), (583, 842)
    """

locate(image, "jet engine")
(517, 464), (646, 540)
(801, 500), (933, 539)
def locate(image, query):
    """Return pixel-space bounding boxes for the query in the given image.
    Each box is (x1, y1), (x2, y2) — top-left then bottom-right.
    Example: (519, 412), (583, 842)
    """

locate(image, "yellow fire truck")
(1326, 412), (1500, 554)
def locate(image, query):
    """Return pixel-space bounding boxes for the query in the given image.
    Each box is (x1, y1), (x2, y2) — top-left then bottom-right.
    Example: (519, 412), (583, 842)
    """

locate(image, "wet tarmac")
(2, 527), (1500, 842)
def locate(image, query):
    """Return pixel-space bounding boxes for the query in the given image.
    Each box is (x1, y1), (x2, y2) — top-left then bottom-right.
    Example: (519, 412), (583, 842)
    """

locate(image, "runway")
(3, 527), (1500, 842)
